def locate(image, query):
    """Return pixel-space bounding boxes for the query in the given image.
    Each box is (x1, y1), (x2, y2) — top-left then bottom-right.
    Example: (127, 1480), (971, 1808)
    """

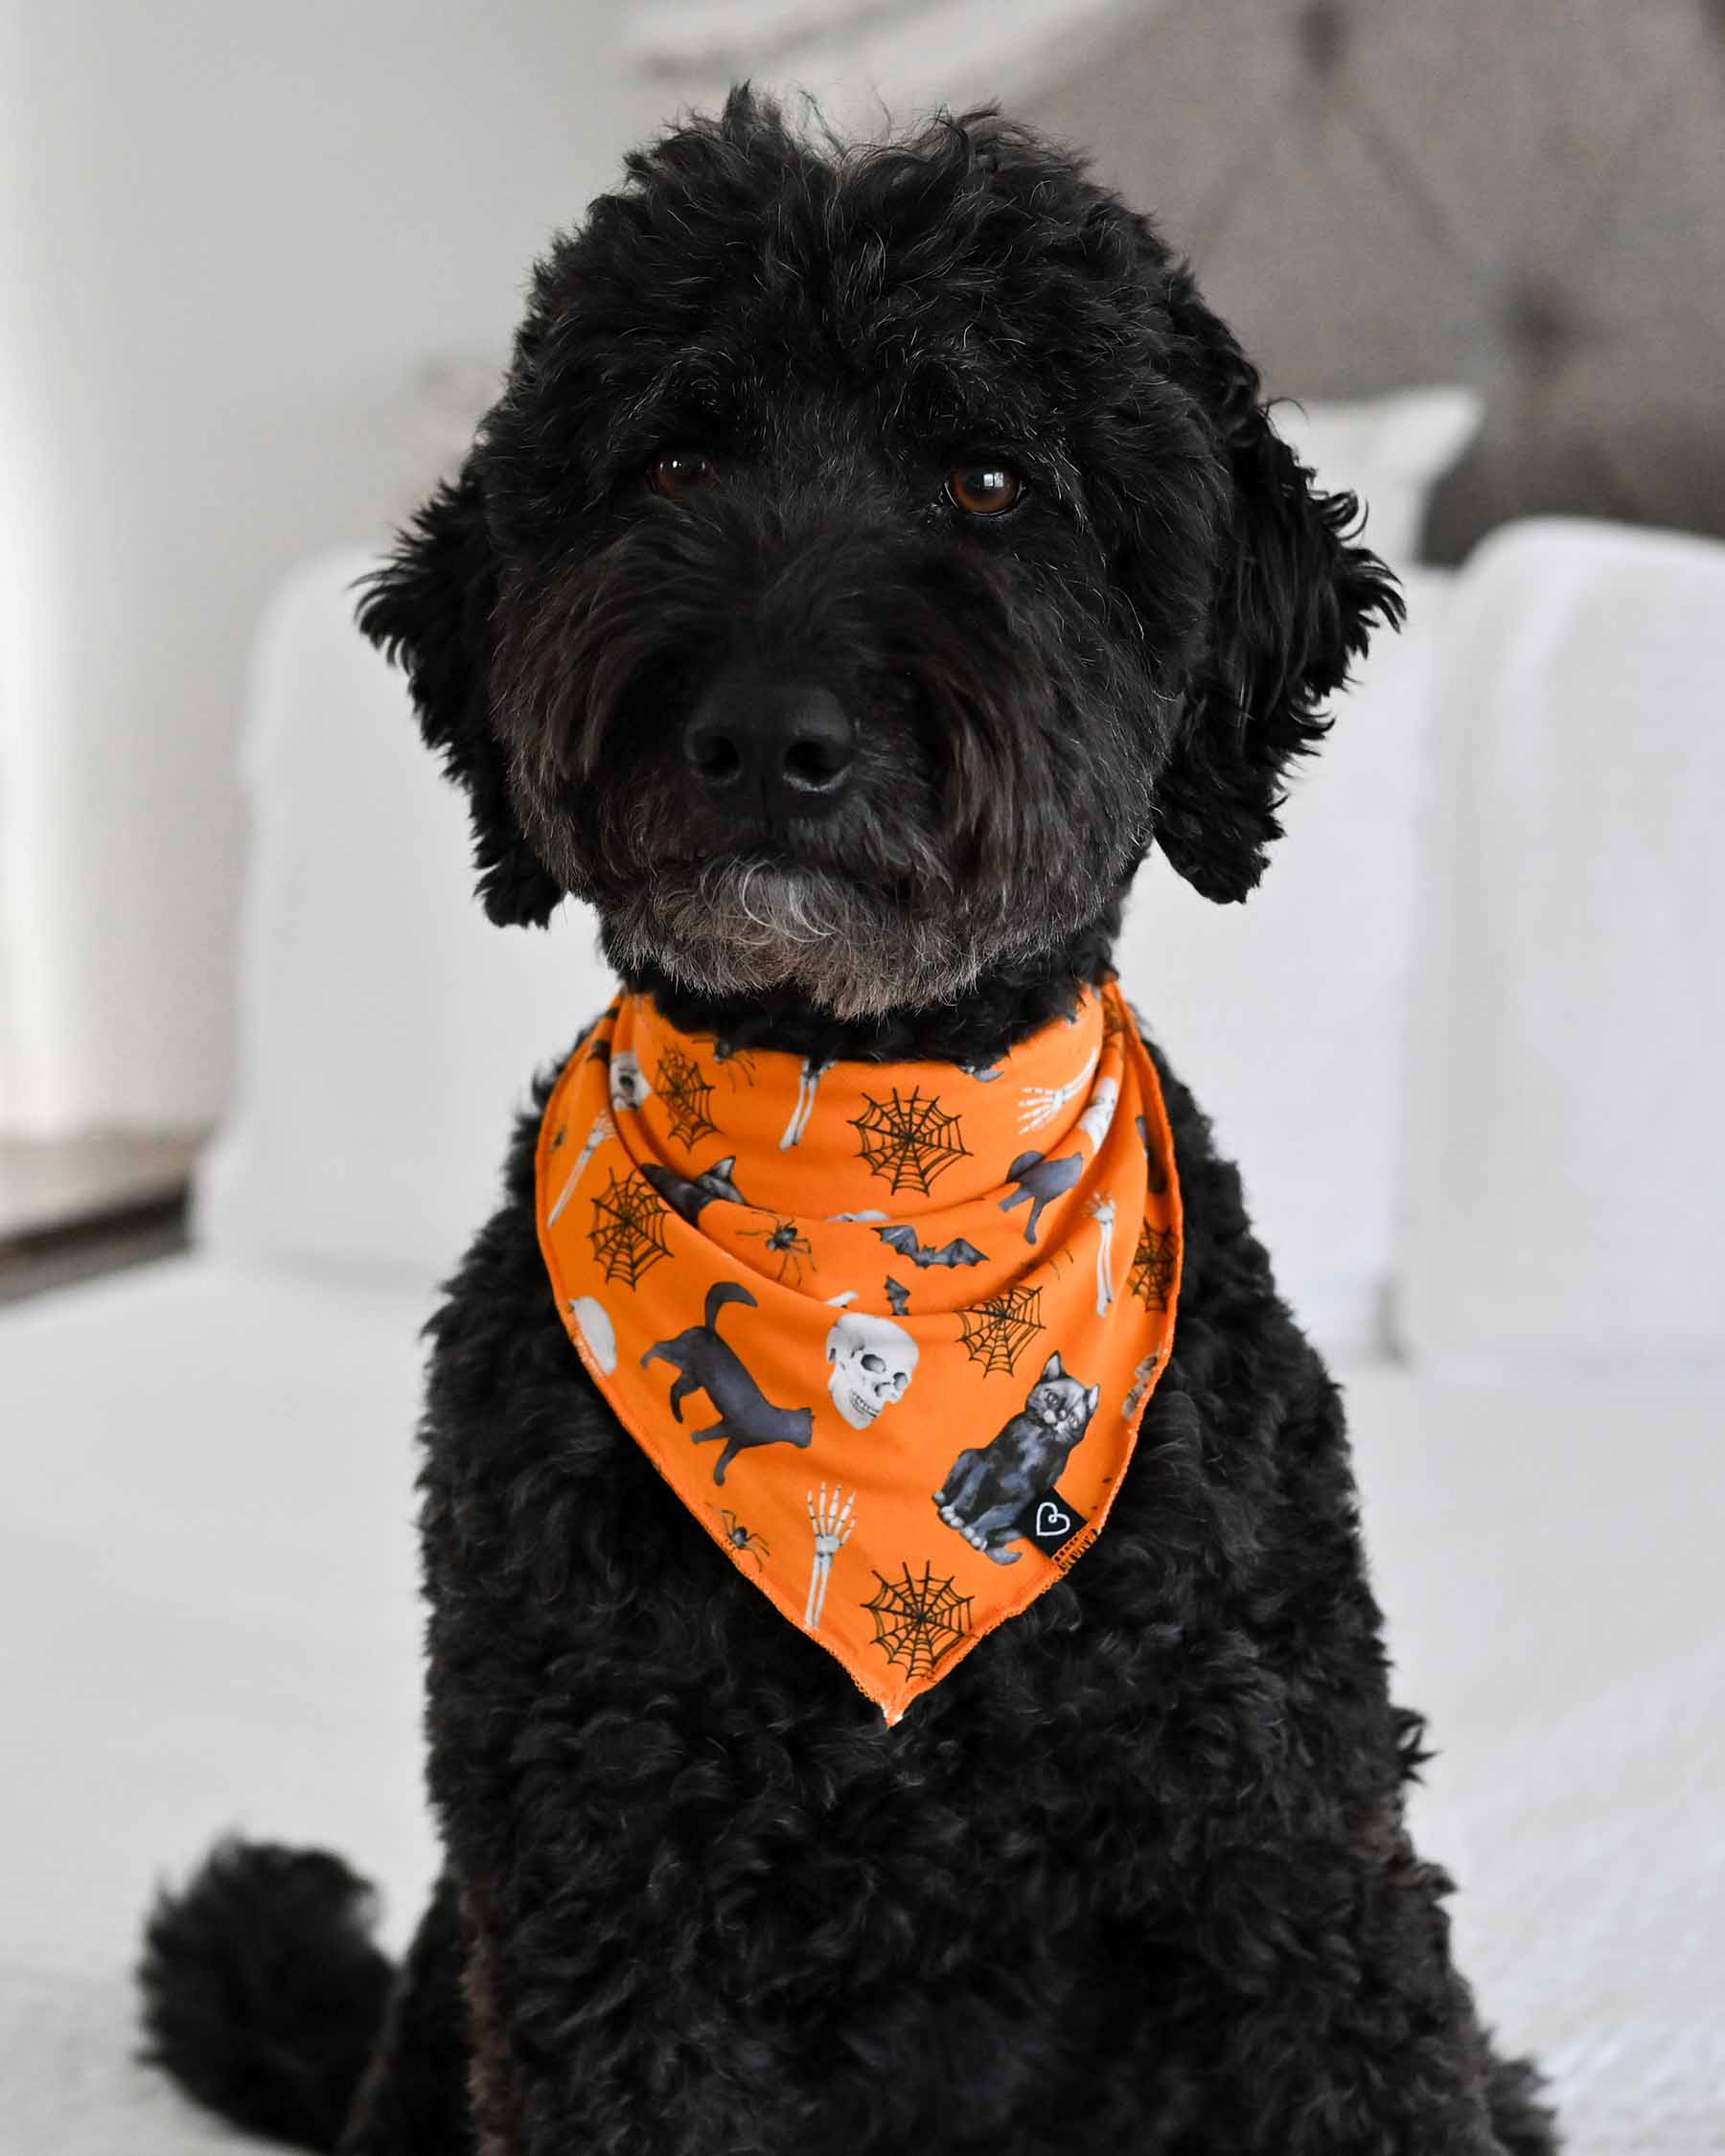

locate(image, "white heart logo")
(1034, 1500), (1071, 1539)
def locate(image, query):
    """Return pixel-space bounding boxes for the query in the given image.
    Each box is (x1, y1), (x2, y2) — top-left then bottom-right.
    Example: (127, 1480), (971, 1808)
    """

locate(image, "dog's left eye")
(946, 464), (1024, 516)
(651, 449), (718, 499)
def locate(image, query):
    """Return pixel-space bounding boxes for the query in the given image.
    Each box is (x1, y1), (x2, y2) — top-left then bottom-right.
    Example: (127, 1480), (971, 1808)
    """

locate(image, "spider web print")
(957, 1284), (1045, 1376)
(850, 1089), (971, 1195)
(586, 1170), (672, 1289)
(656, 1044), (721, 1147)
(1128, 1222), (1178, 1311)
(862, 1562), (975, 1679)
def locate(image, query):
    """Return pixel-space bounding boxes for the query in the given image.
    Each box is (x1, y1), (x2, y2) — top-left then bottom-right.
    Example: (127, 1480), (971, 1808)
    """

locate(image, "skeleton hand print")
(1076, 1074), (1119, 1153)
(804, 1482), (856, 1631)
(1016, 1048), (1100, 1134)
(824, 1310), (919, 1429)
(1089, 1193), (1116, 1316)
(779, 1056), (832, 1149)
(547, 1112), (614, 1226)
(1123, 1350), (1162, 1419)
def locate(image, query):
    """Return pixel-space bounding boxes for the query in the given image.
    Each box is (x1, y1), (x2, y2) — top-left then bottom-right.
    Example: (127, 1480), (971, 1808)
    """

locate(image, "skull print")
(824, 1311), (919, 1430)
(609, 1050), (652, 1112)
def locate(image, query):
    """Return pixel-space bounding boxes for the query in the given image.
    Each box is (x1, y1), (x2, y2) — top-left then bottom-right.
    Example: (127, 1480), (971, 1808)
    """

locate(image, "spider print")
(741, 1216), (814, 1285)
(708, 1505), (770, 1570)
(702, 1037), (759, 1089)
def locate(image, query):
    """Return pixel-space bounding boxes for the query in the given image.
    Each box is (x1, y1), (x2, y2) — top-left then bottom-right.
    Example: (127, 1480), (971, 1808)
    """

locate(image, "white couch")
(3, 518), (1722, 2153)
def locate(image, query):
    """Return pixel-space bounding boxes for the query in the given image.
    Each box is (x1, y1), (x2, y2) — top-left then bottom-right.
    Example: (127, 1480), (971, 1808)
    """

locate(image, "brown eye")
(651, 448), (717, 498)
(947, 463), (1023, 516)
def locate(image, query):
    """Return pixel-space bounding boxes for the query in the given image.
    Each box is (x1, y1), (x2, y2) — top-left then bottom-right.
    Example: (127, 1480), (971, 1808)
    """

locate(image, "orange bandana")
(536, 979), (1181, 1723)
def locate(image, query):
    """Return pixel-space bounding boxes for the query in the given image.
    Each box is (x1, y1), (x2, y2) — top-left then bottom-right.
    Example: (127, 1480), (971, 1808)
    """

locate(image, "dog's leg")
(1160, 1827), (1550, 2154)
(458, 1886), (532, 2156)
(338, 1876), (472, 2156)
(666, 1371), (699, 1421)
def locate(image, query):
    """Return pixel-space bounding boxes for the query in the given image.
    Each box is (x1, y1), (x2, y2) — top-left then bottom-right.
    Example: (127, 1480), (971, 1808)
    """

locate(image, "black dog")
(140, 93), (1555, 2156)
(641, 1279), (815, 1482)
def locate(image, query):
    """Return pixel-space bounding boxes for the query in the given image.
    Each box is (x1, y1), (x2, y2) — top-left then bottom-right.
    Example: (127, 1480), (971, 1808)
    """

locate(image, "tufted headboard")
(1023, 0), (1725, 562)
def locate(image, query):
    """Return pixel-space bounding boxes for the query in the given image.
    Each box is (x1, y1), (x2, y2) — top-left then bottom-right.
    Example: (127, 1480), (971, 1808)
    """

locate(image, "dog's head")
(359, 90), (1398, 1020)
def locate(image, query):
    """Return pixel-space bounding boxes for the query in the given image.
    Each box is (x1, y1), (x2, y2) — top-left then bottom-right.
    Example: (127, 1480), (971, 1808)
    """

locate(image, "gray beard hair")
(601, 858), (1045, 1021)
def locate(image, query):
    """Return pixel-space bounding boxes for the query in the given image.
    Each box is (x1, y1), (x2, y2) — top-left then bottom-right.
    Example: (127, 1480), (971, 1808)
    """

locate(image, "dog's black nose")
(682, 670), (856, 820)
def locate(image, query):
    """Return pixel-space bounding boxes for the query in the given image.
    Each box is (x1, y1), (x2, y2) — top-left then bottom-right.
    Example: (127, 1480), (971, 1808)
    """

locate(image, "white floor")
(3, 1255), (1720, 2152)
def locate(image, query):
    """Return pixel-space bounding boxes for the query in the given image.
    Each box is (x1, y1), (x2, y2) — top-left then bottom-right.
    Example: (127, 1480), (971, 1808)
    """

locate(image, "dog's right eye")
(947, 463), (1024, 516)
(651, 449), (718, 499)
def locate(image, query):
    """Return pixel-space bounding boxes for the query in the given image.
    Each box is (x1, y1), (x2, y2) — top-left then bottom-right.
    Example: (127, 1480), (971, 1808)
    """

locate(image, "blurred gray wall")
(1024, 0), (1725, 560)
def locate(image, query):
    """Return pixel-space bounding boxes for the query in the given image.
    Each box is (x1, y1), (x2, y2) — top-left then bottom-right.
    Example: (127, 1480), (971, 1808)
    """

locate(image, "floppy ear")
(1150, 265), (1403, 904)
(355, 459), (564, 928)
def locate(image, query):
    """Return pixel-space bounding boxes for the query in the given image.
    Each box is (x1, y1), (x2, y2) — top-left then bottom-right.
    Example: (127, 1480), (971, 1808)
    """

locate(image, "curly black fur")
(142, 90), (1553, 2154)
(138, 1840), (394, 2149)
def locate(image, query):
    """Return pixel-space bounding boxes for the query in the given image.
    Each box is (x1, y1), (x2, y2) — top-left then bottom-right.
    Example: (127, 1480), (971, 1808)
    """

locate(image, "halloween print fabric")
(536, 979), (1182, 1724)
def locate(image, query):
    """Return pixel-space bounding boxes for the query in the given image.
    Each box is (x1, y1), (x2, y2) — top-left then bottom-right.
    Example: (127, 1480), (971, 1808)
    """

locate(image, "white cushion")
(1273, 385), (1483, 572)
(1399, 518), (1725, 1366)
(1346, 1359), (1725, 2156)
(194, 549), (617, 1285)
(0, 1258), (438, 1985)
(1104, 390), (1479, 1358)
(1118, 567), (1455, 1358)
